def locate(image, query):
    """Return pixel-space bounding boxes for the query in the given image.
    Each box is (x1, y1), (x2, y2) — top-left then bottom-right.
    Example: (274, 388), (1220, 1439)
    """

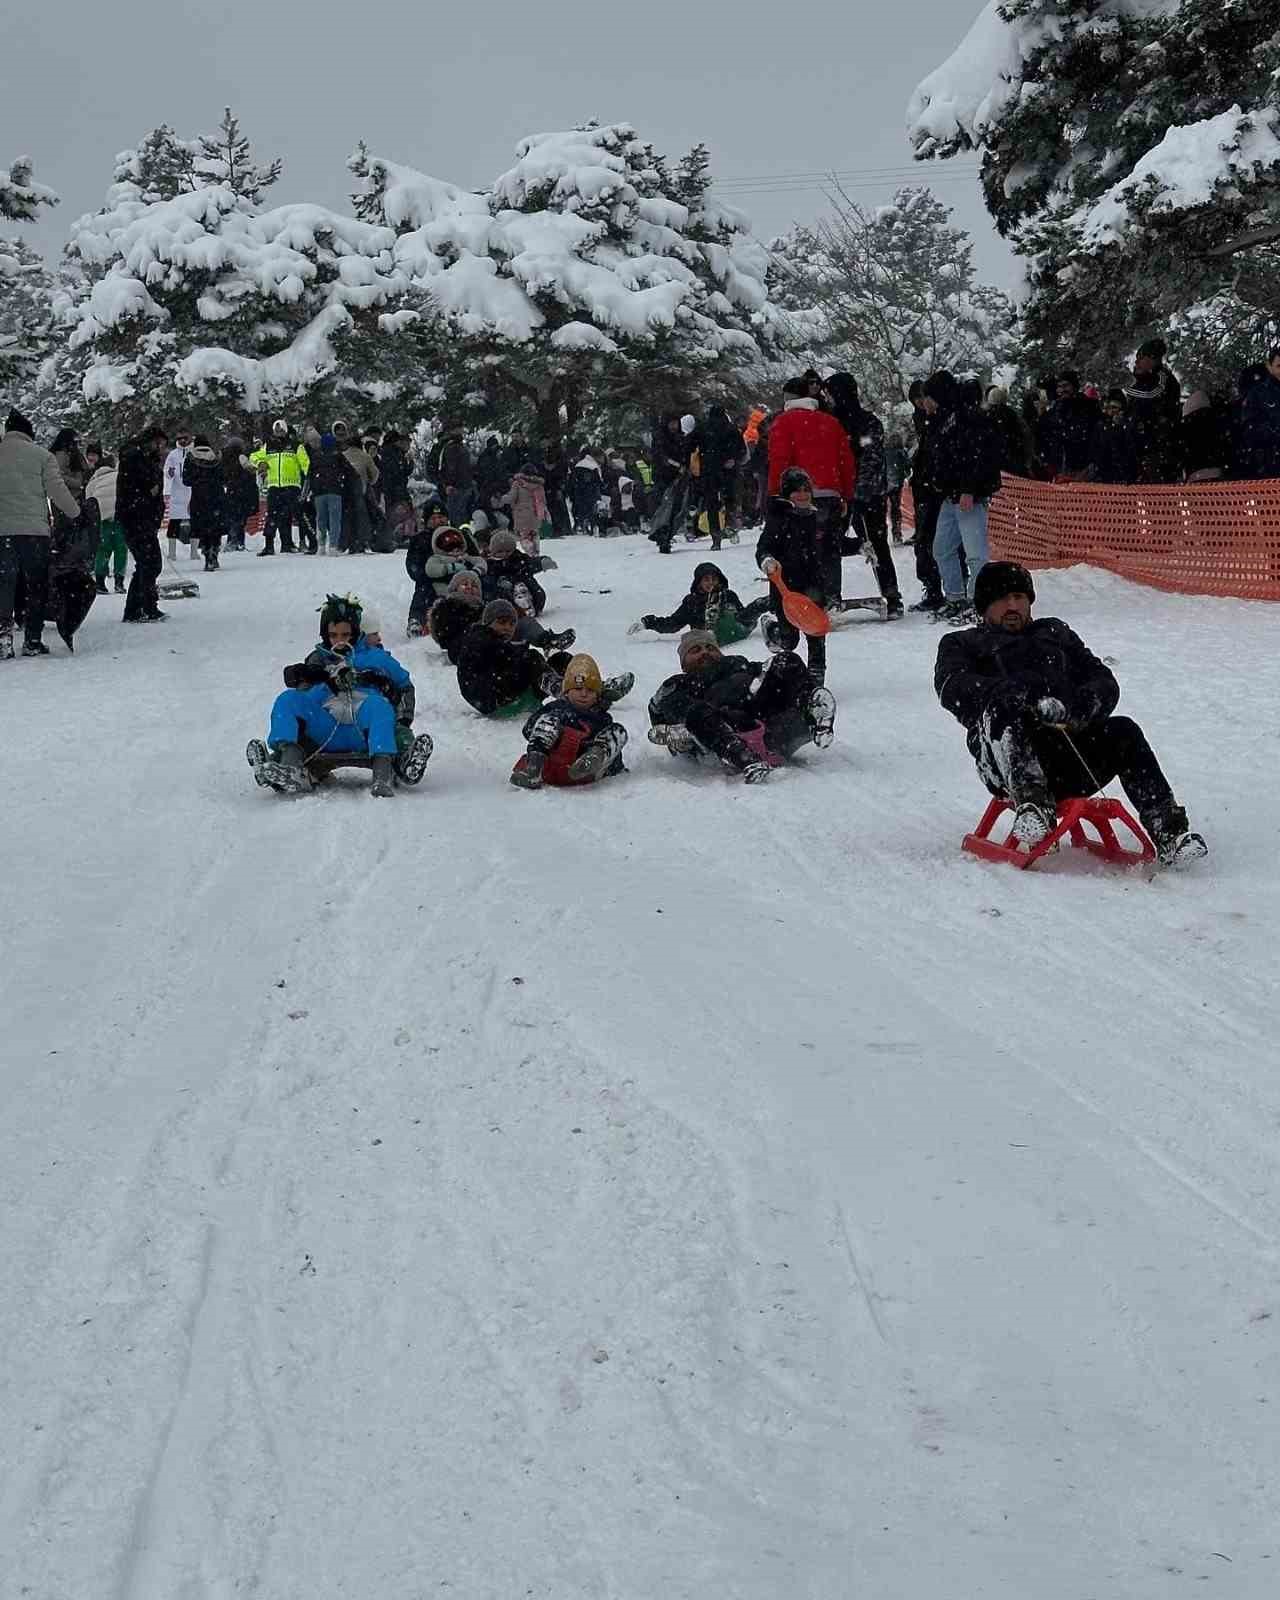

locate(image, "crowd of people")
(2, 343), (1270, 868)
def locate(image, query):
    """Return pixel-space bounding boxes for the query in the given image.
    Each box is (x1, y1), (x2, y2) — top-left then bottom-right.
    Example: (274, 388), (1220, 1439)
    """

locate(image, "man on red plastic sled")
(934, 562), (1206, 866)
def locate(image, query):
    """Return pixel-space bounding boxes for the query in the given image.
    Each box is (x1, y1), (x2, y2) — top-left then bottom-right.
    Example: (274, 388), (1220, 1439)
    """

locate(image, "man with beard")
(934, 562), (1206, 866)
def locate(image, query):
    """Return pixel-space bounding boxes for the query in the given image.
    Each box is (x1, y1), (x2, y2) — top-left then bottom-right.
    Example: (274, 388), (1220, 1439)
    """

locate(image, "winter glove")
(1034, 696), (1068, 725)
(760, 557), (780, 576)
(628, 619), (648, 635)
(510, 750), (545, 790)
(538, 557), (559, 572)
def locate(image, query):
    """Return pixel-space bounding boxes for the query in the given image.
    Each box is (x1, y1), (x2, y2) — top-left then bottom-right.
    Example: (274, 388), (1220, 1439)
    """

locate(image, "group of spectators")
(987, 340), (1280, 486)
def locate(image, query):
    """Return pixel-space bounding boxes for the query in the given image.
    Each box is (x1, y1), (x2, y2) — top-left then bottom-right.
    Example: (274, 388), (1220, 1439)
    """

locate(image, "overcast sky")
(4, 0), (1013, 287)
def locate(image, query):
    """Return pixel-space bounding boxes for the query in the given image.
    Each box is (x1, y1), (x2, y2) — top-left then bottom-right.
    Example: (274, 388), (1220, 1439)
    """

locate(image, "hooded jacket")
(641, 562), (751, 634)
(824, 375), (886, 501)
(766, 398), (856, 500)
(250, 437), (310, 490)
(115, 438), (167, 533)
(1238, 369), (1280, 479)
(163, 445), (192, 518)
(0, 428), (80, 538)
(86, 464), (119, 522)
(649, 653), (765, 731)
(922, 373), (1003, 501)
(428, 593), (482, 662)
(502, 470), (548, 538)
(181, 445), (227, 536)
(1039, 394), (1101, 478)
(756, 497), (829, 595)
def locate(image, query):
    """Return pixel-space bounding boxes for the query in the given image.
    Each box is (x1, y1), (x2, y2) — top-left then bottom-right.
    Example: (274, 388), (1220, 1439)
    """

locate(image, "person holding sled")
(766, 375), (856, 603)
(934, 562), (1207, 866)
(648, 631), (836, 785)
(510, 654), (630, 790)
(756, 468), (834, 682)
(182, 435), (228, 570)
(629, 561), (770, 646)
(248, 594), (433, 798)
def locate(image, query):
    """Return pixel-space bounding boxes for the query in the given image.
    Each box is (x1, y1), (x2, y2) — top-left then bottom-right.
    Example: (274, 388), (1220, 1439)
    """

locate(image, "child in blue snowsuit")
(249, 594), (431, 797)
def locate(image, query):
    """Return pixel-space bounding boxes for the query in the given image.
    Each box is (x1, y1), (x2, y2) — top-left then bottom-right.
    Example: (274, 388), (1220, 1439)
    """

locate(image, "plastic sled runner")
(962, 796), (1156, 870)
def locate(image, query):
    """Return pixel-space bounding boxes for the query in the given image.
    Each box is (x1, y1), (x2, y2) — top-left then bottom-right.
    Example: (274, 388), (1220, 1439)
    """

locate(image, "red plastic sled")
(769, 569), (831, 637)
(962, 795), (1156, 870)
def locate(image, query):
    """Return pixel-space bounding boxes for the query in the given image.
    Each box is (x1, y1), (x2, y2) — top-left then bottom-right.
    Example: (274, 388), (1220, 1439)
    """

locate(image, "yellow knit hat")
(562, 653), (603, 695)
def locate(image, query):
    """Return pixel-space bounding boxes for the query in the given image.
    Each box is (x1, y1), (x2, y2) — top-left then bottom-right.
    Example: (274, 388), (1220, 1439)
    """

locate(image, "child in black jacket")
(755, 468), (830, 679)
(630, 561), (770, 645)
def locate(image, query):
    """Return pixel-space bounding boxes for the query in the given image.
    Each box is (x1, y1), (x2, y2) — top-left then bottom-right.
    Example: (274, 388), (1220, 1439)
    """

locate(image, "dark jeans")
(0, 535), (51, 640)
(264, 487), (300, 552)
(910, 489), (943, 602)
(769, 590), (826, 678)
(121, 525), (163, 619)
(973, 710), (1177, 833)
(701, 473), (735, 547)
(887, 486), (904, 535)
(848, 498), (901, 602)
(687, 652), (819, 769)
(408, 579), (434, 629)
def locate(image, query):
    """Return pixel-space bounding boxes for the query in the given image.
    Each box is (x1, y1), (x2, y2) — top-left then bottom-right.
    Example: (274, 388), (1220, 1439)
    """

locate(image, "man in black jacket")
(823, 373), (903, 618)
(1238, 347), (1280, 479)
(648, 631), (836, 784)
(934, 561), (1206, 865)
(1039, 372), (1100, 480)
(907, 381), (944, 613)
(116, 424), (169, 622)
(923, 371), (1004, 623)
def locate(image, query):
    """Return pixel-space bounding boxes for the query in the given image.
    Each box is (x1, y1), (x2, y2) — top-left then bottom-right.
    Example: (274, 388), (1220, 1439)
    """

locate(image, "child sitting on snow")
(510, 654), (630, 789)
(429, 571), (484, 662)
(629, 561), (771, 646)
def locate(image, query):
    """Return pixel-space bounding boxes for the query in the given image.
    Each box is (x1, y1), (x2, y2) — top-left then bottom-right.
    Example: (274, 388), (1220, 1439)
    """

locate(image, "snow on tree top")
(1077, 105), (1280, 245)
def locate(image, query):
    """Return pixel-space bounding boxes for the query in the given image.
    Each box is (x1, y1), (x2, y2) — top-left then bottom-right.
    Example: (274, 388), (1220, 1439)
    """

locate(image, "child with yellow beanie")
(510, 653), (631, 789)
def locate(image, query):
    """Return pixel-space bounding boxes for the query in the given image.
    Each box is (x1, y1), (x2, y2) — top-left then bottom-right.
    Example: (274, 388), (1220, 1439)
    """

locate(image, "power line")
(713, 160), (981, 191)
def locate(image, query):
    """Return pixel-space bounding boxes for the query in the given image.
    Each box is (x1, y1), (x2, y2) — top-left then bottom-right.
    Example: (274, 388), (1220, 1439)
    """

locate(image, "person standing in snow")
(906, 380), (945, 612)
(1038, 373), (1101, 482)
(921, 370), (1003, 624)
(983, 387), (1034, 479)
(570, 449), (606, 534)
(87, 451), (127, 594)
(221, 440), (260, 551)
(500, 462), (549, 556)
(822, 373), (904, 619)
(1090, 391), (1140, 485)
(884, 431), (910, 541)
(164, 426), (195, 560)
(340, 431), (379, 554)
(116, 423), (170, 623)
(934, 561), (1207, 866)
(307, 432), (355, 553)
(1236, 348), (1280, 480)
(438, 431), (475, 530)
(755, 468), (834, 682)
(250, 421), (310, 555)
(182, 435), (228, 570)
(698, 405), (744, 551)
(0, 408), (80, 656)
(1125, 339), (1183, 483)
(766, 375), (856, 602)
(647, 632), (836, 784)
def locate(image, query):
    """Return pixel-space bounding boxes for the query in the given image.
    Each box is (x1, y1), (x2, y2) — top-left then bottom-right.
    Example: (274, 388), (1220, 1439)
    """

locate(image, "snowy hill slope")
(3, 536), (1278, 1598)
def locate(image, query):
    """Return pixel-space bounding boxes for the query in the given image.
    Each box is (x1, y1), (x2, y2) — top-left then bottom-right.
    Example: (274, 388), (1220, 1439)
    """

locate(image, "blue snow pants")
(268, 685), (398, 757)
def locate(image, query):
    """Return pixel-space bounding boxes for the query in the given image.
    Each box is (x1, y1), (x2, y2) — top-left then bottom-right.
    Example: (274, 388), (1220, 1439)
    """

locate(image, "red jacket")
(767, 401), (857, 500)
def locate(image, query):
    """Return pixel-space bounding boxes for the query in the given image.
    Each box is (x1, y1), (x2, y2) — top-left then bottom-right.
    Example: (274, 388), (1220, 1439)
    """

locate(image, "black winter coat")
(522, 695), (616, 750)
(1039, 396), (1100, 477)
(987, 403), (1034, 477)
(934, 617), (1120, 751)
(700, 408), (743, 479)
(116, 442), (165, 533)
(755, 497), (828, 595)
(1091, 420), (1139, 485)
(642, 562), (748, 633)
(308, 446), (355, 497)
(1238, 373), (1280, 479)
(440, 439), (473, 490)
(649, 653), (765, 731)
(428, 595), (481, 662)
(1125, 370), (1183, 482)
(380, 444), (411, 505)
(483, 549), (547, 615)
(181, 448), (227, 538)
(1181, 403), (1231, 478)
(456, 624), (543, 714)
(222, 449), (260, 522)
(824, 377), (888, 501)
(929, 402), (1003, 501)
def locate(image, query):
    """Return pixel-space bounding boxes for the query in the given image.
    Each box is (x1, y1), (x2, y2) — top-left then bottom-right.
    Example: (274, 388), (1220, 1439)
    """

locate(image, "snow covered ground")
(4, 531), (1279, 1599)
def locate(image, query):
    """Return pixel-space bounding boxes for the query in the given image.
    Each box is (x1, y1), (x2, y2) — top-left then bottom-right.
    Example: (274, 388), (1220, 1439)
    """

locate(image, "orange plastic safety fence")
(989, 475), (1280, 601)
(900, 479), (1280, 601)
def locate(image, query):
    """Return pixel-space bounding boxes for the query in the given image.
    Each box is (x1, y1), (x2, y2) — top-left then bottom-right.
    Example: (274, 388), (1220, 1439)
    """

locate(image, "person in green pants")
(87, 455), (127, 593)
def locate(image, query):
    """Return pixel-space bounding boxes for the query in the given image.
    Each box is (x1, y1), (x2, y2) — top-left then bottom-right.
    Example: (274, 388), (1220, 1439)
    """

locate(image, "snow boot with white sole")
(246, 739), (310, 795)
(395, 732), (434, 786)
(370, 755), (396, 797)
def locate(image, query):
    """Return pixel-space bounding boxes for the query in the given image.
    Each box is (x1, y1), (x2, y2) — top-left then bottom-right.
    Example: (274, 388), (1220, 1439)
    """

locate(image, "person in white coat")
(163, 427), (195, 558)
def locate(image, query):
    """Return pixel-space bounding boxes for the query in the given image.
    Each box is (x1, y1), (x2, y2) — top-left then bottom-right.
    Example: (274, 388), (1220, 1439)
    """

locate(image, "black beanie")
(5, 408), (35, 438)
(974, 561), (1035, 616)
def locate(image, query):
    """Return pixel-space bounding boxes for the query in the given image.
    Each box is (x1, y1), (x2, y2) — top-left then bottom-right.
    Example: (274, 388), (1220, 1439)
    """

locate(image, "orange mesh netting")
(902, 478), (1280, 601)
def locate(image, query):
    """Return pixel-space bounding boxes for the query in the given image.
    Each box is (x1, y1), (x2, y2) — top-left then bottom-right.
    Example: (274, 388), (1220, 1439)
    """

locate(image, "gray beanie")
(488, 529), (518, 557)
(448, 570), (482, 599)
(482, 599), (519, 626)
(677, 629), (717, 667)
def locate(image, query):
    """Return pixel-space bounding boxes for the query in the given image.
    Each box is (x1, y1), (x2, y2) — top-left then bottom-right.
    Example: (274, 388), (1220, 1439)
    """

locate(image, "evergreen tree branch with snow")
(907, 0), (1280, 374)
(1, 157), (58, 224)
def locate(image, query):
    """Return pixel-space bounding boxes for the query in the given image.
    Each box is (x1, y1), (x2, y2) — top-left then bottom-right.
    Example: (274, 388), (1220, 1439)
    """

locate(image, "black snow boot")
(246, 739), (309, 794)
(370, 755), (396, 797)
(1147, 803), (1208, 868)
(395, 732), (434, 786)
(95, 575), (108, 594)
(114, 575), (126, 593)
